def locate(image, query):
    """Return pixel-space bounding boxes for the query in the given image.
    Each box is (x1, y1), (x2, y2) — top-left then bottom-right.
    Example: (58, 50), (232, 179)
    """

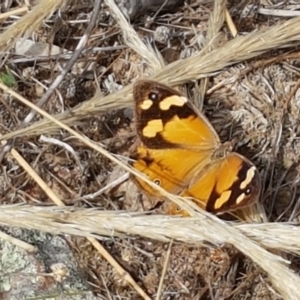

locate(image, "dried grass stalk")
(0, 0), (67, 52)
(206, 0), (226, 44)
(1, 205), (300, 299)
(105, 0), (165, 73)
(3, 16), (300, 140)
(0, 205), (299, 254)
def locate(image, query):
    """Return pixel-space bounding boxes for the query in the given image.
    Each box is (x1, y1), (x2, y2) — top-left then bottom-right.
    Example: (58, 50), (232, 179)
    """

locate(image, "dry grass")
(3, 14), (300, 140)
(1, 0), (300, 299)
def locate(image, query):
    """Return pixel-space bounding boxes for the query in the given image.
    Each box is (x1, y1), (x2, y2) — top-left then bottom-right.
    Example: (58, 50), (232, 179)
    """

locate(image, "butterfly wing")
(132, 145), (213, 197)
(131, 80), (260, 214)
(170, 153), (261, 214)
(131, 80), (220, 195)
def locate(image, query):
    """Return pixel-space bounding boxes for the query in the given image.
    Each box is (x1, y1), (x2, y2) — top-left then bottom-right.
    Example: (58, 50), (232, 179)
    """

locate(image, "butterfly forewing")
(133, 80), (220, 150)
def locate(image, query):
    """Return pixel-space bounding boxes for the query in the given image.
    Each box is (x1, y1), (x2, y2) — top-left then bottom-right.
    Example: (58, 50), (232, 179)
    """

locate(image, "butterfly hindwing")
(132, 144), (213, 196)
(180, 153), (260, 214)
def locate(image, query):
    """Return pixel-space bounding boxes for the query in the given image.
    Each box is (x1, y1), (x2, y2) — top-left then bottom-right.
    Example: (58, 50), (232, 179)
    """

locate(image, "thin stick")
(225, 8), (238, 37)
(0, 228), (37, 253)
(0, 138), (37, 253)
(10, 139), (151, 300)
(155, 239), (173, 300)
(0, 6), (29, 21)
(258, 8), (300, 17)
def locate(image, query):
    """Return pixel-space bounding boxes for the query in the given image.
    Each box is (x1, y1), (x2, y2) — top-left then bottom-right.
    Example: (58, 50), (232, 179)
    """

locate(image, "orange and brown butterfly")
(130, 80), (261, 215)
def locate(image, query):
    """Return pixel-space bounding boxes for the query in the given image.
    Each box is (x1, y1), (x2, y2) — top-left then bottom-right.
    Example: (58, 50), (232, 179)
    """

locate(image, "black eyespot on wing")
(154, 179), (161, 185)
(245, 187), (252, 195)
(149, 91), (158, 101)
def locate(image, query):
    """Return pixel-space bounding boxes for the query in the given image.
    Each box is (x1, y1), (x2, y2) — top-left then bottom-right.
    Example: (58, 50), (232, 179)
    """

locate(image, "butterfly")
(130, 80), (261, 215)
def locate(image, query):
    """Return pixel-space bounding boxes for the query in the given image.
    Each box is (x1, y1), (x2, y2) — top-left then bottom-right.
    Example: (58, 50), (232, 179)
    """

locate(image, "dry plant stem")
(104, 0), (164, 73)
(12, 149), (65, 207)
(0, 227), (37, 253)
(0, 139), (38, 253)
(0, 206), (299, 254)
(149, 0), (168, 22)
(0, 84), (151, 300)
(1, 85), (300, 299)
(39, 135), (83, 172)
(198, 0), (226, 99)
(206, 0), (226, 44)
(0, 0), (102, 163)
(225, 8), (237, 37)
(79, 172), (129, 201)
(0, 6), (29, 21)
(1, 206), (300, 299)
(258, 8), (300, 17)
(155, 239), (173, 300)
(0, 0), (67, 52)
(4, 16), (300, 140)
(100, 274), (113, 300)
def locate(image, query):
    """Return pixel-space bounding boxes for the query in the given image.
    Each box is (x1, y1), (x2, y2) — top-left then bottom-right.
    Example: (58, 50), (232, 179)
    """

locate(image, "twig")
(79, 172), (129, 201)
(0, 0), (100, 162)
(39, 135), (83, 172)
(0, 228), (37, 253)
(258, 8), (300, 17)
(0, 6), (29, 21)
(225, 8), (238, 37)
(156, 239), (173, 300)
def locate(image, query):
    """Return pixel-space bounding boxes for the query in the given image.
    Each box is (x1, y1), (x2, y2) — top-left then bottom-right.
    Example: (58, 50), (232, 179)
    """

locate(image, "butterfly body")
(131, 80), (261, 215)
